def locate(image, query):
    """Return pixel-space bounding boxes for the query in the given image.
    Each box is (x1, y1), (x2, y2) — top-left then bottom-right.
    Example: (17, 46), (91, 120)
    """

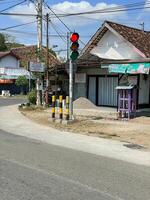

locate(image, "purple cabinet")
(116, 86), (137, 119)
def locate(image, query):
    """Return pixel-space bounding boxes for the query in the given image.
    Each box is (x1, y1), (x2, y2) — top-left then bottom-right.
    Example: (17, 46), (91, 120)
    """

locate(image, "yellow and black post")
(66, 96), (69, 120)
(52, 95), (56, 120)
(59, 95), (63, 120)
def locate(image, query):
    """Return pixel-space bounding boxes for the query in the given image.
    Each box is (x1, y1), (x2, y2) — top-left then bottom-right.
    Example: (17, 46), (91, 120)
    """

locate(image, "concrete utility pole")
(140, 22), (145, 31)
(69, 59), (73, 120)
(45, 13), (49, 105)
(36, 0), (43, 106)
(37, 0), (42, 50)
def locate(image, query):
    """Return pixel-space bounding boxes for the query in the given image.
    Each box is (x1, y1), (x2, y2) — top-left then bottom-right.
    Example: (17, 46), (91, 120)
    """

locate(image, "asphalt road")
(0, 97), (26, 107)
(0, 98), (150, 200)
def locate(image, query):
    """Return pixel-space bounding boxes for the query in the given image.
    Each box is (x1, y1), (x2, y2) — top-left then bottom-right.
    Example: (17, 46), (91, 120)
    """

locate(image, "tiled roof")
(80, 21), (150, 59)
(0, 51), (19, 59)
(11, 45), (60, 68)
(106, 21), (150, 58)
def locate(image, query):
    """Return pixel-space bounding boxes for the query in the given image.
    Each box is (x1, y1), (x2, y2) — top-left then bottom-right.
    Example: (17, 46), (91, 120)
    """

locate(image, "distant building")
(0, 51), (30, 94)
(0, 45), (61, 95)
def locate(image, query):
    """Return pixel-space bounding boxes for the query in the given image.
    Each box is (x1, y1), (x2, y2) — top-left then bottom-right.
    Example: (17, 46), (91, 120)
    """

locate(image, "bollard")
(52, 95), (56, 119)
(59, 95), (63, 120)
(66, 96), (69, 120)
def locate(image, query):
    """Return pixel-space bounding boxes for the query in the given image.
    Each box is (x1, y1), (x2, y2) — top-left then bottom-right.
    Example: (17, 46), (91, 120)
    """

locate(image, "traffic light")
(70, 32), (79, 61)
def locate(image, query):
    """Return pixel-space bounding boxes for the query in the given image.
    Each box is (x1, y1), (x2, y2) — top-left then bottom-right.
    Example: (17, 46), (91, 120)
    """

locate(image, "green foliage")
(0, 33), (23, 51)
(0, 33), (7, 51)
(16, 76), (28, 94)
(16, 76), (28, 87)
(49, 48), (57, 57)
(28, 89), (36, 105)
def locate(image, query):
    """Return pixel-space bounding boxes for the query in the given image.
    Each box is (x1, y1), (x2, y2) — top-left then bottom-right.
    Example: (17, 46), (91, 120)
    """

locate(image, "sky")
(0, 0), (150, 58)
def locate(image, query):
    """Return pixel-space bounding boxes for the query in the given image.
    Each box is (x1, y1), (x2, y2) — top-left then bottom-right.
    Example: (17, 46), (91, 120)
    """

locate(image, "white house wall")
(90, 30), (144, 60)
(0, 55), (19, 68)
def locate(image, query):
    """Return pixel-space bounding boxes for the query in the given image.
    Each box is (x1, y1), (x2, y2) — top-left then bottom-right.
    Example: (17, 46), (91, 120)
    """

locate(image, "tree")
(49, 48), (57, 57)
(15, 76), (28, 94)
(0, 33), (7, 51)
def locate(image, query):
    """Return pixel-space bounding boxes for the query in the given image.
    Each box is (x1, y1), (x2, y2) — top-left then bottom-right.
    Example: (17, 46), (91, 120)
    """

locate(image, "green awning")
(102, 63), (150, 74)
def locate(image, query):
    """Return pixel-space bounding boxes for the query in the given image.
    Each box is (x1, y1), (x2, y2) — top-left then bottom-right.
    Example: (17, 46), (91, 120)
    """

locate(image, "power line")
(0, 20), (36, 31)
(46, 1), (150, 18)
(52, 6), (150, 18)
(0, 0), (27, 13)
(0, 1), (149, 18)
(0, 12), (37, 17)
(45, 2), (72, 32)
(47, 6), (86, 46)
(50, 21), (67, 43)
(0, 0), (22, 4)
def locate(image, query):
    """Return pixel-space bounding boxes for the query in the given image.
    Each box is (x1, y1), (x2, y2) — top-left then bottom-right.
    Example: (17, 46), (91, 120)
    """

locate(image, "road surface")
(0, 98), (150, 200)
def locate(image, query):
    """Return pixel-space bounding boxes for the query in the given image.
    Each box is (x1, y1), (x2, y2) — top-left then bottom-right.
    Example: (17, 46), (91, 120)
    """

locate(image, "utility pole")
(37, 0), (42, 50)
(67, 32), (70, 61)
(140, 22), (145, 31)
(45, 13), (49, 105)
(36, 0), (43, 106)
(67, 32), (74, 120)
(69, 59), (73, 120)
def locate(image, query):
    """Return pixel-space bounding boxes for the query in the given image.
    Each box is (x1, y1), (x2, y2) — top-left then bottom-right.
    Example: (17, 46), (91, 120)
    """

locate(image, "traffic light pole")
(69, 59), (73, 120)
(69, 32), (79, 120)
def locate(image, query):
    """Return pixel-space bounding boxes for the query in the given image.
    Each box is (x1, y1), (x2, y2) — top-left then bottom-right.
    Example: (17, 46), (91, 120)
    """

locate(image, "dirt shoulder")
(20, 107), (150, 150)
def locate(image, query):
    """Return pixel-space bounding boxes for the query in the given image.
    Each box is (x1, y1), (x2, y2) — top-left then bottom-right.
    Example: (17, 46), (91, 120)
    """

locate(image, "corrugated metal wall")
(98, 77), (118, 106)
(88, 77), (96, 104)
(88, 76), (118, 107)
(139, 74), (150, 105)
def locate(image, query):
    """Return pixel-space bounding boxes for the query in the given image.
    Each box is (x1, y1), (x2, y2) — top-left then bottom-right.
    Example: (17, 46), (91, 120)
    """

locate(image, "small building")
(0, 51), (30, 94)
(11, 45), (61, 94)
(75, 21), (150, 108)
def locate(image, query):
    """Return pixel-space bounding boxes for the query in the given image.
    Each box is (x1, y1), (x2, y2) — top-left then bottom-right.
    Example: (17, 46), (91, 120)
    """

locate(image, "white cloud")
(10, 1), (126, 26)
(145, 0), (150, 8)
(10, 2), (37, 23)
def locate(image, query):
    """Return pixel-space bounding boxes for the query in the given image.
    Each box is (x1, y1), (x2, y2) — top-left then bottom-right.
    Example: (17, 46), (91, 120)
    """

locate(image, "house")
(11, 45), (60, 69)
(11, 45), (60, 94)
(11, 45), (62, 92)
(0, 51), (30, 94)
(75, 21), (150, 108)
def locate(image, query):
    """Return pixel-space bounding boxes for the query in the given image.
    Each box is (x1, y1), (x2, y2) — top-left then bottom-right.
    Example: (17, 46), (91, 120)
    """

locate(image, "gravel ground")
(73, 97), (97, 109)
(21, 108), (150, 150)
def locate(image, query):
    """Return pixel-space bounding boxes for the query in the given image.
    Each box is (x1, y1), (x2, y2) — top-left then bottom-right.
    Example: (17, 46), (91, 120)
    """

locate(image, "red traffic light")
(70, 32), (79, 42)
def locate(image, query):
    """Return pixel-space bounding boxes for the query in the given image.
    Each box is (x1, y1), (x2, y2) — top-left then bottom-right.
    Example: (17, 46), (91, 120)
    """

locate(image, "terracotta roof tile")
(11, 45), (60, 68)
(80, 21), (150, 59)
(106, 21), (150, 58)
(0, 51), (19, 59)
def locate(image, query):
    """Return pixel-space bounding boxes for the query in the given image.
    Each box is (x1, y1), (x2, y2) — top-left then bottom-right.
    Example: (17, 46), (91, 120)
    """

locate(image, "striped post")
(66, 96), (69, 121)
(59, 95), (63, 120)
(52, 95), (56, 119)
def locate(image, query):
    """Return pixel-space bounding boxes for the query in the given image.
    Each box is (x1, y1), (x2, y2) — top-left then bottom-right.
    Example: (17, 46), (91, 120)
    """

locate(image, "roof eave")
(79, 21), (108, 59)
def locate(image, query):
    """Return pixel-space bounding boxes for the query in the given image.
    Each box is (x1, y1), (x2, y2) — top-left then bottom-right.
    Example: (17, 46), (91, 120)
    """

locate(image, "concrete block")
(62, 119), (74, 125)
(55, 119), (62, 124)
(48, 118), (55, 123)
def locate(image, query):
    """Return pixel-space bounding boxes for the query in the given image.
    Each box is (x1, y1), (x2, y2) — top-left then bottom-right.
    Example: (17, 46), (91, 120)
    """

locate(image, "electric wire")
(0, 20), (37, 31)
(0, 0), (27, 13)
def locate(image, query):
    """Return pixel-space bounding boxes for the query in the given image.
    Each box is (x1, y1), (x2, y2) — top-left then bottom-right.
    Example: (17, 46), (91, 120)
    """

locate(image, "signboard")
(102, 63), (150, 74)
(75, 73), (86, 83)
(0, 79), (14, 84)
(29, 62), (45, 72)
